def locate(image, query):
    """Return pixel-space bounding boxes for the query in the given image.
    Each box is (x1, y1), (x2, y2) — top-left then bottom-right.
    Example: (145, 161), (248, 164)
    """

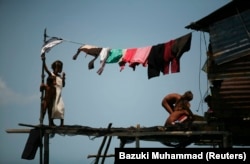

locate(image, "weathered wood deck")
(6, 121), (232, 147)
(6, 121), (232, 164)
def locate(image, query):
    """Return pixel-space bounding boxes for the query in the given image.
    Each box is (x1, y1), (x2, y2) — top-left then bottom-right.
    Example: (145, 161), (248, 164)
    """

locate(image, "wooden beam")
(135, 124), (140, 148)
(6, 123), (232, 149)
(6, 129), (31, 133)
(44, 133), (49, 164)
(88, 154), (115, 158)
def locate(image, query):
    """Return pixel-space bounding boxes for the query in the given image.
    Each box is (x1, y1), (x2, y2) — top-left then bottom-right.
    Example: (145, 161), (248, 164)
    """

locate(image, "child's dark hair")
(51, 60), (63, 70)
(182, 91), (193, 101)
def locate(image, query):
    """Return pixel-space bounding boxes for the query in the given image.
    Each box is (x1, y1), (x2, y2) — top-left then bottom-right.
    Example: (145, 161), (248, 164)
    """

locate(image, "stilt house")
(186, 0), (250, 146)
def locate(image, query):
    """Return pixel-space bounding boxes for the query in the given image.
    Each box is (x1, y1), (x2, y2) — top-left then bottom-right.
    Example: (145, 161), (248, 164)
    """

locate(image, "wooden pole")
(95, 123), (112, 164)
(39, 129), (43, 164)
(44, 132), (49, 164)
(39, 28), (47, 164)
(40, 28), (47, 125)
(101, 136), (112, 164)
(135, 124), (140, 148)
(222, 132), (232, 148)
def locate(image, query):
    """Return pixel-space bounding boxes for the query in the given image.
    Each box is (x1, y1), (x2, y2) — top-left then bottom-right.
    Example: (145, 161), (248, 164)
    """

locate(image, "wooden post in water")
(135, 124), (140, 148)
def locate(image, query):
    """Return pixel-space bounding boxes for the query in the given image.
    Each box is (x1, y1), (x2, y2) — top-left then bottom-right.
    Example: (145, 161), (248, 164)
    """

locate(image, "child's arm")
(40, 83), (46, 92)
(62, 72), (66, 87)
(41, 54), (52, 76)
(162, 99), (173, 114)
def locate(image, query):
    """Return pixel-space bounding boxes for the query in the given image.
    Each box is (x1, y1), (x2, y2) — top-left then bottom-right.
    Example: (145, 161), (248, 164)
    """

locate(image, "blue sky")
(0, 0), (232, 163)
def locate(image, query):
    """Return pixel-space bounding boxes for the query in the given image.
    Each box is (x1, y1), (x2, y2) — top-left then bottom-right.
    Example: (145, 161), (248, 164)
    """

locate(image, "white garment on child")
(51, 72), (64, 119)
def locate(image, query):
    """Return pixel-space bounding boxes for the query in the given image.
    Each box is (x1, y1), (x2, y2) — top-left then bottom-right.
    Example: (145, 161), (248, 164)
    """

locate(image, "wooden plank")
(88, 154), (115, 158)
(6, 129), (31, 133)
(19, 123), (52, 129)
(7, 124), (230, 137)
(6, 123), (232, 148)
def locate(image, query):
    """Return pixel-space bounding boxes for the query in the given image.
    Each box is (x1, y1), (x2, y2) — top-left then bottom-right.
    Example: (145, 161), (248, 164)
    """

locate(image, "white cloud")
(0, 78), (39, 106)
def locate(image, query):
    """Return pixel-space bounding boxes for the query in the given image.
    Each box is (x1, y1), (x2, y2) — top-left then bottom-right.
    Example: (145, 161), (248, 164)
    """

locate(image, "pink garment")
(129, 46), (152, 70)
(118, 48), (137, 71)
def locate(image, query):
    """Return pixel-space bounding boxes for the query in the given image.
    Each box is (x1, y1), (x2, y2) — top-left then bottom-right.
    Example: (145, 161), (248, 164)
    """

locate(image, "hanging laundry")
(147, 43), (165, 79)
(73, 44), (102, 69)
(172, 32), (192, 59)
(129, 46), (152, 71)
(71, 33), (191, 79)
(105, 48), (123, 63)
(163, 40), (175, 74)
(147, 33), (192, 79)
(118, 48), (137, 71)
(166, 32), (192, 74)
(96, 48), (110, 75)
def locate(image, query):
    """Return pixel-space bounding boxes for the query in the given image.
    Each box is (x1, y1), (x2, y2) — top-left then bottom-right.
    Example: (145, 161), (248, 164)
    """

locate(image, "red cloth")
(163, 40), (175, 74)
(177, 115), (188, 123)
(119, 48), (137, 71)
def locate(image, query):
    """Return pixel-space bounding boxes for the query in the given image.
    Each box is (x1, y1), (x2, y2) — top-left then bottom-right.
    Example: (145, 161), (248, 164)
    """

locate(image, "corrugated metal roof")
(185, 0), (250, 32)
(209, 9), (250, 65)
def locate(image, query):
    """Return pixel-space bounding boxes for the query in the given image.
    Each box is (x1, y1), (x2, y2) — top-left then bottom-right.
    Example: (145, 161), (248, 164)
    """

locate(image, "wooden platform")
(6, 122), (232, 164)
(6, 121), (231, 148)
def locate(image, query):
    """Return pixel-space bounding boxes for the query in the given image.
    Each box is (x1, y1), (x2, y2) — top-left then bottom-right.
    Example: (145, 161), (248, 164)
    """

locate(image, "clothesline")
(73, 33), (192, 79)
(41, 31), (207, 113)
(46, 35), (85, 45)
(45, 29), (197, 47)
(42, 32), (193, 79)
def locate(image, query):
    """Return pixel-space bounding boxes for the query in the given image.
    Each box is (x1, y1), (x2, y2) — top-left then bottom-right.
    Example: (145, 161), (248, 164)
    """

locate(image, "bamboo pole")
(101, 136), (112, 164)
(95, 123), (112, 164)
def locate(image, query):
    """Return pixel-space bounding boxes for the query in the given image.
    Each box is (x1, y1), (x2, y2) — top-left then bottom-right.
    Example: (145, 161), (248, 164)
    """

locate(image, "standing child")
(41, 55), (66, 126)
(40, 75), (56, 126)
